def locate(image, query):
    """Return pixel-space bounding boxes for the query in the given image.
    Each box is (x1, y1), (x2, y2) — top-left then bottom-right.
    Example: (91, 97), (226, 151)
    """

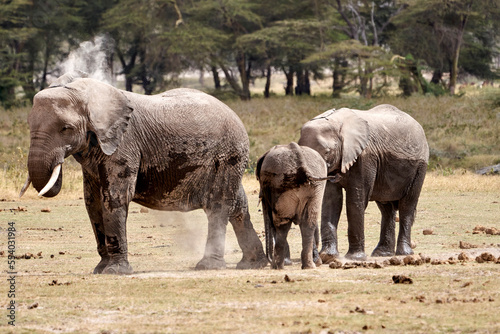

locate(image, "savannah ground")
(1, 84), (499, 333)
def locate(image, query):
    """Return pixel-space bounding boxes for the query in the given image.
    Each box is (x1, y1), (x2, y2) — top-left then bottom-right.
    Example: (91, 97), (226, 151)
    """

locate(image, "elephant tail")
(261, 189), (276, 263)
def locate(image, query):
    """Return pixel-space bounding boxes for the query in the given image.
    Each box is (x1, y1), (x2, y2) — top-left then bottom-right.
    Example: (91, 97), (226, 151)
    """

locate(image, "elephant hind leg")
(371, 201), (397, 257)
(228, 183), (268, 269)
(396, 162), (427, 255)
(196, 205), (229, 270)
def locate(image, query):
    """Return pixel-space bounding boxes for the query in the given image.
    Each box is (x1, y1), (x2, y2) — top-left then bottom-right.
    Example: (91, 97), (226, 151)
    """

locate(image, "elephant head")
(298, 108), (370, 174)
(20, 73), (133, 197)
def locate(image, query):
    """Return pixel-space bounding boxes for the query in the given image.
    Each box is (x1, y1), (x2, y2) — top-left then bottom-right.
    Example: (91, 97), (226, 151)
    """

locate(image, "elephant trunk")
(27, 144), (64, 198)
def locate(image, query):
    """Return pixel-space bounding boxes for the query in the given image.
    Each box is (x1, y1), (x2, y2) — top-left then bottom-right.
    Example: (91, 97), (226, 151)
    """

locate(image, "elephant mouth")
(37, 163), (63, 197)
(24, 163), (63, 198)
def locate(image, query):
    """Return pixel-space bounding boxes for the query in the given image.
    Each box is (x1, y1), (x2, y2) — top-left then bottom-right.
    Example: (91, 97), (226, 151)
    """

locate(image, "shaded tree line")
(1, 0), (500, 106)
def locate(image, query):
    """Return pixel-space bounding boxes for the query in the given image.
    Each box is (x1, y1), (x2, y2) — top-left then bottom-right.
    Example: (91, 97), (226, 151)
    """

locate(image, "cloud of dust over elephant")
(59, 34), (114, 84)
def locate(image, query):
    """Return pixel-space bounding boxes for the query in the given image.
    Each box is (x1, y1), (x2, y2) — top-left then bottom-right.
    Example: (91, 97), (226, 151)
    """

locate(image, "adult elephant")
(298, 105), (429, 262)
(20, 72), (268, 274)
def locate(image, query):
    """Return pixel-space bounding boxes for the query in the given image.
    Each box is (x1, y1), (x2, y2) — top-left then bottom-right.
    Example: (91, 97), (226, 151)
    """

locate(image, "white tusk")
(38, 164), (62, 197)
(19, 176), (31, 198)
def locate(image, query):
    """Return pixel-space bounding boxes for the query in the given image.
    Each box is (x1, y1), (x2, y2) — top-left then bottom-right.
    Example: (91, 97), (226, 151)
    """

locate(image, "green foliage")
(0, 0), (499, 101)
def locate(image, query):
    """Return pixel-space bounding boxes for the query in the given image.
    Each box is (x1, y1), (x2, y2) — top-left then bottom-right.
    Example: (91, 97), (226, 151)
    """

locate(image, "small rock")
(419, 253), (431, 263)
(328, 259), (343, 269)
(41, 208), (51, 213)
(423, 229), (433, 235)
(392, 275), (413, 284)
(458, 252), (470, 261)
(28, 302), (39, 309)
(459, 241), (478, 249)
(388, 256), (402, 266)
(479, 252), (496, 262)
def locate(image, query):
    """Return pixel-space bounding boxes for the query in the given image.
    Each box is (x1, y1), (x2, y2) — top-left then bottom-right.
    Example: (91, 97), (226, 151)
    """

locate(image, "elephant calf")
(256, 142), (332, 269)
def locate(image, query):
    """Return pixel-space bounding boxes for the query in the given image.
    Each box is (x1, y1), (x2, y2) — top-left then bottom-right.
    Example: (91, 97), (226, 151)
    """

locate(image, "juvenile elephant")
(20, 72), (268, 274)
(298, 105), (429, 262)
(256, 142), (332, 269)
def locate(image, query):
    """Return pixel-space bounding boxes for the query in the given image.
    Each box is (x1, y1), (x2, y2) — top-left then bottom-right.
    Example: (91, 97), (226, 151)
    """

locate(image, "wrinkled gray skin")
(256, 143), (329, 269)
(298, 105), (429, 262)
(24, 73), (267, 274)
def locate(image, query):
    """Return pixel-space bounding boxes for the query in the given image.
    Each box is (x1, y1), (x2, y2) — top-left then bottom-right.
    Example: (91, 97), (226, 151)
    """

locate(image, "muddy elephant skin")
(23, 73), (267, 274)
(256, 142), (330, 269)
(298, 105), (429, 262)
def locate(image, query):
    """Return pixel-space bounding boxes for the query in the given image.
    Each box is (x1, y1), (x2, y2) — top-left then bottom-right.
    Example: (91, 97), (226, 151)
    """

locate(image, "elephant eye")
(61, 125), (74, 133)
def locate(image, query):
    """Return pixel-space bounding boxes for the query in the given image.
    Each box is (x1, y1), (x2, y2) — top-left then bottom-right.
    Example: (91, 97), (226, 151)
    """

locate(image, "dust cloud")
(59, 34), (114, 84)
(154, 211), (206, 256)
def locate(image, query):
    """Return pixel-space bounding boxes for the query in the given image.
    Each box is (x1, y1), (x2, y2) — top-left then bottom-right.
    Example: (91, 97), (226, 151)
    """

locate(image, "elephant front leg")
(83, 172), (110, 274)
(345, 192), (368, 261)
(96, 164), (136, 275)
(371, 201), (397, 257)
(319, 182), (343, 263)
(196, 208), (228, 270)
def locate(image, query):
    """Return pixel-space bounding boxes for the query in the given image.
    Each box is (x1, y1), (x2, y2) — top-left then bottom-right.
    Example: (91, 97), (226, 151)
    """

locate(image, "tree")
(179, 0), (263, 100)
(102, 0), (182, 94)
(389, 0), (500, 94)
(324, 0), (405, 97)
(0, 0), (36, 107)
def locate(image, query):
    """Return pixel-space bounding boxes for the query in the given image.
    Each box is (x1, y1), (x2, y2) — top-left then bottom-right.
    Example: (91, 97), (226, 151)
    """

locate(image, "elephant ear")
(255, 152), (268, 181)
(338, 109), (370, 173)
(68, 79), (133, 155)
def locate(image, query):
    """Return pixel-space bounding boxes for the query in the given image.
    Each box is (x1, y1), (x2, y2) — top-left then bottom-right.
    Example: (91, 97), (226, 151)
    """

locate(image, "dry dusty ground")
(0, 173), (499, 333)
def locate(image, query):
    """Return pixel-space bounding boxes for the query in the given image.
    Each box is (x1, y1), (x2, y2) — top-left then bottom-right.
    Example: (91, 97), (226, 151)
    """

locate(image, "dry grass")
(1, 88), (499, 333)
(1, 174), (499, 333)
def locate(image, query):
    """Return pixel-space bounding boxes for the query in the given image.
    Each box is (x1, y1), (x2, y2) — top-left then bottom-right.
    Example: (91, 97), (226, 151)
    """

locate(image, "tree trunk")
(449, 2), (471, 95)
(332, 58), (347, 98)
(284, 66), (294, 96)
(264, 63), (271, 98)
(295, 69), (311, 96)
(236, 51), (251, 100)
(431, 69), (442, 84)
(211, 66), (221, 90)
(219, 62), (243, 97)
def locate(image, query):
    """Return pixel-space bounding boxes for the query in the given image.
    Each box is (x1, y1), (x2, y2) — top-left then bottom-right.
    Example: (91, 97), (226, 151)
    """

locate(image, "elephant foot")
(195, 257), (227, 270)
(319, 244), (339, 264)
(101, 261), (133, 275)
(371, 246), (395, 257)
(271, 261), (285, 270)
(284, 257), (293, 266)
(301, 262), (316, 269)
(345, 251), (367, 261)
(396, 242), (414, 256)
(93, 257), (110, 274)
(319, 251), (340, 264)
(236, 255), (269, 269)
